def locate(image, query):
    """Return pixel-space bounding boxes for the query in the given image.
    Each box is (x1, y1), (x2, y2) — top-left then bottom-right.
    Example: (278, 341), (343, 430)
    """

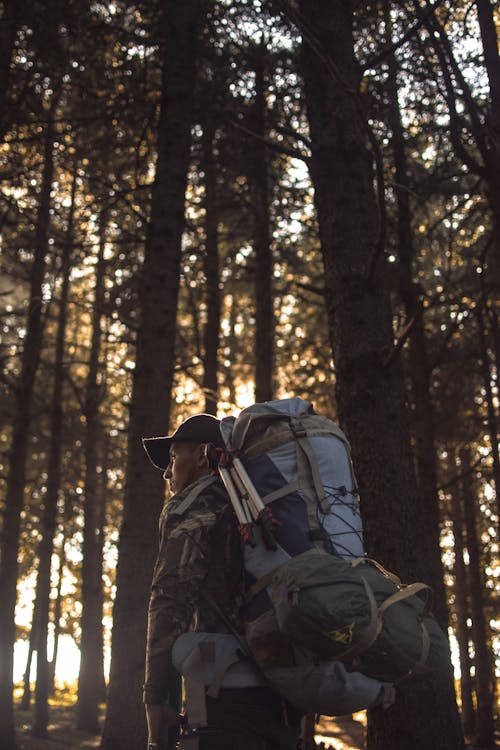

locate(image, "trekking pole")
(218, 466), (256, 547)
(206, 443), (256, 548)
(232, 457), (279, 550)
(228, 467), (258, 521)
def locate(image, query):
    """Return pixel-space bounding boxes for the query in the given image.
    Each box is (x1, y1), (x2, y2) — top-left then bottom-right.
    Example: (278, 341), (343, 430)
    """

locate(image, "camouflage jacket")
(143, 474), (245, 705)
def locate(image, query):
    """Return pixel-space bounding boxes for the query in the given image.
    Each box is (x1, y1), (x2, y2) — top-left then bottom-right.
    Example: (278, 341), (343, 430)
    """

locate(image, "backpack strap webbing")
(170, 475), (220, 516)
(292, 419), (328, 512)
(245, 549), (327, 603)
(337, 568), (433, 673)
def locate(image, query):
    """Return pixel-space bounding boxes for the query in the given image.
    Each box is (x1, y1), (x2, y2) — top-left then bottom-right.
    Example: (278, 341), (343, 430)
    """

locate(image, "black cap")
(142, 414), (224, 470)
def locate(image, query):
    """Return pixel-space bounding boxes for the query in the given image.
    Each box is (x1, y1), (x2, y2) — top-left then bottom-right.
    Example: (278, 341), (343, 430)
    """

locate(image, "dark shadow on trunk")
(101, 3), (204, 748)
(293, 1), (465, 747)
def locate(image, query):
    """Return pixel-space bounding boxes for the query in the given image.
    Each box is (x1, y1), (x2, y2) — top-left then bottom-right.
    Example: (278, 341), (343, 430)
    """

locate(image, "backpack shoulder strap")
(169, 475), (220, 516)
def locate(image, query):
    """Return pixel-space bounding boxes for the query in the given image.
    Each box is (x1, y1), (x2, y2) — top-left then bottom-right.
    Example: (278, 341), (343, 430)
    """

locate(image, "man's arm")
(144, 499), (220, 707)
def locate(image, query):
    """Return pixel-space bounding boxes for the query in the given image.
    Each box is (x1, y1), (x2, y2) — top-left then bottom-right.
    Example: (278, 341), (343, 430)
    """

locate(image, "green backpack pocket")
(268, 552), (450, 682)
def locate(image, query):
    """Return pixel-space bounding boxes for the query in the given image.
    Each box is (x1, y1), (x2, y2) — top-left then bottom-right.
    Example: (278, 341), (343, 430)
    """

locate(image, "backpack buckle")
(291, 419), (307, 438)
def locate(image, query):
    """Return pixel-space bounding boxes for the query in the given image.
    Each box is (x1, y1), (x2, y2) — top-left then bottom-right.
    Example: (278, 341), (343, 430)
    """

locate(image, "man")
(142, 414), (301, 750)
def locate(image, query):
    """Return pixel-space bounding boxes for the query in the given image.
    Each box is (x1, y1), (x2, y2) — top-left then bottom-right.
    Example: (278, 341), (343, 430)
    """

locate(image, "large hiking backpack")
(217, 397), (450, 714)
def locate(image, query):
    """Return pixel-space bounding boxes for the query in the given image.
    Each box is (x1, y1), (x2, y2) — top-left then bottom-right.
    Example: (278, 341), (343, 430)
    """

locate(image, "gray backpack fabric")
(217, 398), (449, 714)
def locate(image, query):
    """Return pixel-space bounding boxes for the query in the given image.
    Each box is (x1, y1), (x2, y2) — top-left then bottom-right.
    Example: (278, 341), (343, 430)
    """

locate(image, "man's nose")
(163, 465), (172, 481)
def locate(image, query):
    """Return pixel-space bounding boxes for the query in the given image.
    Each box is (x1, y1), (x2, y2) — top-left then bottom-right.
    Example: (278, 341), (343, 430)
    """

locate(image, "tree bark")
(459, 446), (495, 748)
(248, 47), (274, 402)
(225, 295), (238, 408)
(385, 21), (448, 630)
(0, 112), (55, 750)
(48, 528), (67, 695)
(476, 305), (500, 536)
(449, 474), (475, 736)
(20, 596), (38, 711)
(475, 0), (500, 143)
(32, 166), (76, 738)
(201, 121), (221, 415)
(295, 1), (464, 747)
(101, 3), (203, 748)
(0, 0), (21, 139)
(77, 213), (107, 733)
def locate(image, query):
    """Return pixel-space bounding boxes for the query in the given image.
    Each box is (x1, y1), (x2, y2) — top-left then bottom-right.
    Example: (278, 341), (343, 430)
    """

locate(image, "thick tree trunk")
(459, 447), (496, 748)
(0, 114), (55, 750)
(449, 477), (475, 736)
(77, 215), (107, 733)
(385, 32), (448, 629)
(201, 122), (221, 415)
(249, 50), (274, 402)
(101, 3), (203, 748)
(32, 167), (75, 738)
(296, 2), (464, 748)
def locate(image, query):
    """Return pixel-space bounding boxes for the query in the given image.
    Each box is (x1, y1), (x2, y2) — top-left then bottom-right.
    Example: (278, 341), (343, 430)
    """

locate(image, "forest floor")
(13, 688), (365, 750)
(13, 690), (499, 750)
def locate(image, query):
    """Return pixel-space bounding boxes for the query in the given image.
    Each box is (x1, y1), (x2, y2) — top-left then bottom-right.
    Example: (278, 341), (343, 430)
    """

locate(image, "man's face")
(163, 441), (206, 495)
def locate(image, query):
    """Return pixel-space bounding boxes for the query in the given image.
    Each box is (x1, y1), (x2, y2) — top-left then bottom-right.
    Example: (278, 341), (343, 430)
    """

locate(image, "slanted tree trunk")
(77, 216), (107, 733)
(248, 47), (274, 402)
(459, 446), (495, 747)
(201, 121), (221, 415)
(101, 3), (203, 748)
(385, 22), (447, 629)
(449, 475), (475, 736)
(33, 167), (76, 739)
(0, 112), (56, 750)
(294, 1), (464, 748)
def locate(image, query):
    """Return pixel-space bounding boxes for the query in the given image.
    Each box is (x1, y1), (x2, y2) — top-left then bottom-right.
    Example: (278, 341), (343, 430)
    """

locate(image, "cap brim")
(142, 436), (172, 470)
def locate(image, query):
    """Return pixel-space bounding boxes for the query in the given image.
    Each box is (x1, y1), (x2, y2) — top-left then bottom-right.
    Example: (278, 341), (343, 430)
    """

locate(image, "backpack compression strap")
(337, 560), (433, 678)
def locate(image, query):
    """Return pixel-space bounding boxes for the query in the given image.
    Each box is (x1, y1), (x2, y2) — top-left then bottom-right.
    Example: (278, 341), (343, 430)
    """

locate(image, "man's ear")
(196, 443), (209, 468)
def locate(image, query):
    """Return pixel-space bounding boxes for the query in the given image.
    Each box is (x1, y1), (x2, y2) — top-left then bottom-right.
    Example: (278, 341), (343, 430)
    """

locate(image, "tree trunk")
(201, 121), (221, 415)
(295, 2), (464, 748)
(48, 529), (67, 695)
(20, 597), (38, 711)
(101, 3), (203, 748)
(475, 0), (500, 144)
(385, 21), (448, 629)
(476, 305), (500, 536)
(459, 446), (495, 748)
(92, 428), (110, 703)
(77, 215), (107, 733)
(0, 0), (21, 138)
(449, 475), (475, 736)
(0, 112), (55, 750)
(32, 167), (76, 739)
(249, 48), (274, 402)
(225, 295), (238, 408)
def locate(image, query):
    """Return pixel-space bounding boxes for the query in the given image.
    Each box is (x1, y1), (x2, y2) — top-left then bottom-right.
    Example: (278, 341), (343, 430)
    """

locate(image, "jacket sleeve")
(143, 500), (219, 705)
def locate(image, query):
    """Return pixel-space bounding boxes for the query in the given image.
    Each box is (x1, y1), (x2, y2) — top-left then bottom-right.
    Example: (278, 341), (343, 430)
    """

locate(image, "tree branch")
(231, 119), (310, 163)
